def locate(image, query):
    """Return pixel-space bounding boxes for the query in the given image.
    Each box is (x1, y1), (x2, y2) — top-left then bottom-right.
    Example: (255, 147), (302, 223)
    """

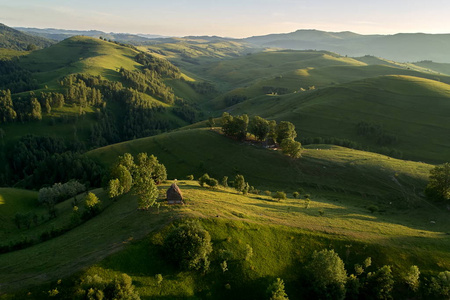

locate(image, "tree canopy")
(425, 162), (450, 201)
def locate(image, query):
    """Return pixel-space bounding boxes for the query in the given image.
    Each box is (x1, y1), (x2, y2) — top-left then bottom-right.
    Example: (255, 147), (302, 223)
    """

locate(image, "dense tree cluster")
(262, 86), (289, 95)
(0, 89), (16, 123)
(173, 103), (199, 124)
(356, 121), (398, 146)
(0, 89), (66, 124)
(187, 81), (217, 95)
(119, 67), (175, 104)
(108, 152), (166, 209)
(221, 112), (249, 140)
(62, 76), (104, 108)
(61, 73), (185, 141)
(38, 180), (86, 206)
(0, 59), (38, 93)
(221, 113), (302, 158)
(135, 52), (181, 79)
(223, 94), (248, 107)
(7, 135), (103, 188)
(75, 273), (140, 300)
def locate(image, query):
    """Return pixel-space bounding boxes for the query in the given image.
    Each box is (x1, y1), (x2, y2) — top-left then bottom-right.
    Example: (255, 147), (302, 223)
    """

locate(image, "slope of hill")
(17, 35), (142, 86)
(0, 36), (208, 187)
(188, 50), (366, 94)
(87, 128), (432, 203)
(244, 29), (450, 63)
(1, 178), (449, 297)
(0, 23), (54, 51)
(230, 75), (450, 163)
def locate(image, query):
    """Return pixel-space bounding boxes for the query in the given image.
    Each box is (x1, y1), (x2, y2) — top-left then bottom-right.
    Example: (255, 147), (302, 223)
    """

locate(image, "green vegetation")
(230, 75), (450, 163)
(2, 26), (450, 300)
(1, 180), (450, 298)
(163, 221), (213, 271)
(425, 163), (450, 201)
(0, 23), (54, 51)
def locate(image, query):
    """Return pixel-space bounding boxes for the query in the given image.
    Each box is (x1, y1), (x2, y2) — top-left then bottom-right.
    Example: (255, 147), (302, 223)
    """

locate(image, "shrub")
(368, 205), (379, 214)
(234, 174), (246, 193)
(221, 176), (228, 187)
(186, 175), (194, 180)
(273, 191), (287, 201)
(198, 173), (210, 187)
(207, 178), (219, 188)
(163, 221), (212, 271)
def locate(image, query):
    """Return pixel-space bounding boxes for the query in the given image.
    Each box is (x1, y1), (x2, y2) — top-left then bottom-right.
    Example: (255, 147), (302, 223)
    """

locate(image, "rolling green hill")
(1, 179), (449, 298)
(0, 36), (209, 187)
(189, 50), (366, 92)
(18, 36), (142, 87)
(1, 126), (448, 299)
(228, 75), (450, 163)
(87, 128), (432, 204)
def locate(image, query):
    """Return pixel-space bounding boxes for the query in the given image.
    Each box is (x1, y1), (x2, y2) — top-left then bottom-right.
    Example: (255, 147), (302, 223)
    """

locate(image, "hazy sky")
(1, 0), (449, 37)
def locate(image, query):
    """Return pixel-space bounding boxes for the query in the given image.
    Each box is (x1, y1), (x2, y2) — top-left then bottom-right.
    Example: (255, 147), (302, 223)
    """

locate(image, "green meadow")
(1, 180), (449, 298)
(1, 31), (450, 299)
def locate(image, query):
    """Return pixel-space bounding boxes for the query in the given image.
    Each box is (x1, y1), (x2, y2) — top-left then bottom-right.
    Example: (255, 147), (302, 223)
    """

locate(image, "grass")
(0, 48), (28, 59)
(87, 128), (432, 203)
(0, 188), (39, 232)
(0, 188), (177, 293)
(6, 181), (448, 298)
(0, 187), (117, 248)
(18, 36), (142, 88)
(229, 75), (450, 163)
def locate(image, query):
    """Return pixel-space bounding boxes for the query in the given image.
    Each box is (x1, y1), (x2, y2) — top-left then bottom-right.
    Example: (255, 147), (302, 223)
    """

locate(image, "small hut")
(167, 180), (183, 204)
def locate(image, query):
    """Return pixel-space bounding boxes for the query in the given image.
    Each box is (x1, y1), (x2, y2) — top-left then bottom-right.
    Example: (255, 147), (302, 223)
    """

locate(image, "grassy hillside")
(18, 36), (142, 87)
(0, 188), (39, 232)
(191, 50), (366, 91)
(87, 128), (432, 204)
(229, 75), (450, 163)
(1, 181), (449, 298)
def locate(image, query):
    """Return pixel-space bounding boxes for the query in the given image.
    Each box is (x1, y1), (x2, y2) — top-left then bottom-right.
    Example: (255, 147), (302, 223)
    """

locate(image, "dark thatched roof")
(167, 182), (183, 202)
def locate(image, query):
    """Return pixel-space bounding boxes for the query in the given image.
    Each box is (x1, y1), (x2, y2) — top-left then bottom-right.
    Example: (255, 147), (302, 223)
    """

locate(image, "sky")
(1, 0), (450, 38)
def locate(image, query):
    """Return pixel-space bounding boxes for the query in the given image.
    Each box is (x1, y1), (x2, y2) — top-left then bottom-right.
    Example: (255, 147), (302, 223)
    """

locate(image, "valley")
(0, 21), (449, 299)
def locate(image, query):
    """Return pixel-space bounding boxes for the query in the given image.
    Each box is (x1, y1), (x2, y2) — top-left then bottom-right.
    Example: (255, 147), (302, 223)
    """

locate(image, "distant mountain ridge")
(244, 29), (450, 63)
(14, 27), (167, 44)
(12, 25), (450, 62)
(0, 23), (54, 50)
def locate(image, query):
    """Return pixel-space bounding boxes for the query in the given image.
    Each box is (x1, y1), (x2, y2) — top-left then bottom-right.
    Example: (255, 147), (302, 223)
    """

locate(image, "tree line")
(220, 113), (302, 158)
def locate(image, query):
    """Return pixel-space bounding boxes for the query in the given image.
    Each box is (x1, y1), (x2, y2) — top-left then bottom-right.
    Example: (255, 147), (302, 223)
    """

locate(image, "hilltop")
(18, 35), (143, 86)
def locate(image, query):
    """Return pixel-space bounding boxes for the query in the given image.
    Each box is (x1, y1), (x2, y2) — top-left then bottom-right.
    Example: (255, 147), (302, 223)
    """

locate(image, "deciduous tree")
(425, 162), (450, 201)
